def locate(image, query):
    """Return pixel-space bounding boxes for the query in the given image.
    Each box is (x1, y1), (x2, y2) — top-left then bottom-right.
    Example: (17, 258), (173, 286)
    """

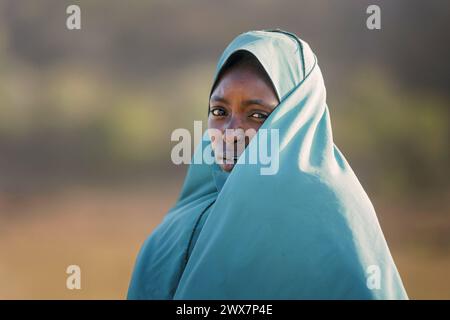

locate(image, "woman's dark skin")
(208, 63), (279, 172)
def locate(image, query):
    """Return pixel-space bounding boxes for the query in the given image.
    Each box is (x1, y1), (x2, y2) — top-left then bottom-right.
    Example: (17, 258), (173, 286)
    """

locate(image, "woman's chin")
(220, 162), (235, 172)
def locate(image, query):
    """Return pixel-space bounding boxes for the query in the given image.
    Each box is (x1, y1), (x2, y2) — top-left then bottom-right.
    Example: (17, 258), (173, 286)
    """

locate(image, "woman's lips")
(212, 140), (245, 166)
(215, 150), (241, 163)
(222, 155), (239, 162)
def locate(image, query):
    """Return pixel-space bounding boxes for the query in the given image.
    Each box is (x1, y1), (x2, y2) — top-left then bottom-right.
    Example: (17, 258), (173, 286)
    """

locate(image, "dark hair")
(209, 50), (278, 103)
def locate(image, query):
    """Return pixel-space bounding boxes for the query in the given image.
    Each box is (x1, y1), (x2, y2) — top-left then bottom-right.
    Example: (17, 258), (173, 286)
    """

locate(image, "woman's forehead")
(211, 51), (278, 102)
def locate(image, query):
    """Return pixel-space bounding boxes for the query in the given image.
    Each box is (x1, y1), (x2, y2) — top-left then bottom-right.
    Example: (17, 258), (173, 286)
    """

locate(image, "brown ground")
(0, 182), (448, 299)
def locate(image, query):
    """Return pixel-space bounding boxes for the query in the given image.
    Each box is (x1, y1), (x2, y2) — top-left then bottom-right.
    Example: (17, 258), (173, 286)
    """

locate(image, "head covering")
(127, 29), (408, 299)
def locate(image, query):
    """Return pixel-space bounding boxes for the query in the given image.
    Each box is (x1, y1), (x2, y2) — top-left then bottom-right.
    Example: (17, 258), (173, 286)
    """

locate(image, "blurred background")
(0, 0), (448, 299)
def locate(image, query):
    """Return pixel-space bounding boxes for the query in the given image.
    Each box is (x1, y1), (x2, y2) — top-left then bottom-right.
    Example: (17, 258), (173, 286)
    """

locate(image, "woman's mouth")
(222, 154), (239, 163)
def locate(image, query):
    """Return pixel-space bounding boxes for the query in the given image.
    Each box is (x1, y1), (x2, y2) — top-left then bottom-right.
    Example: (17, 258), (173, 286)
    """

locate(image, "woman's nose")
(224, 114), (244, 131)
(223, 116), (245, 144)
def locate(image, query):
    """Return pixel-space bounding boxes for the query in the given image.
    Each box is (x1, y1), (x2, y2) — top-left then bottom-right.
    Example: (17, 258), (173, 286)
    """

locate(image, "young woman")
(127, 29), (408, 299)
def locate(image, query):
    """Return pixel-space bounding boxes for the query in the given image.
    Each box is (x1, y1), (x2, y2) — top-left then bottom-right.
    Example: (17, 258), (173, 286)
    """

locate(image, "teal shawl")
(127, 29), (408, 299)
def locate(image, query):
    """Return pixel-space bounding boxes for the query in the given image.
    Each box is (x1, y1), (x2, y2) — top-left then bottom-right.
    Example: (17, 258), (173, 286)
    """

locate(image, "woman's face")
(208, 64), (279, 172)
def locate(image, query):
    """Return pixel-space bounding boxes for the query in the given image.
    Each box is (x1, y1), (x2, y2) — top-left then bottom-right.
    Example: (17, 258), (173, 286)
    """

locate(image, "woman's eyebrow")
(210, 95), (276, 109)
(210, 95), (229, 104)
(242, 99), (275, 109)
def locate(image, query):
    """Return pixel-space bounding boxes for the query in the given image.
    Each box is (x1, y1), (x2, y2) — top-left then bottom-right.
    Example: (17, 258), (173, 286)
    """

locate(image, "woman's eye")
(210, 107), (227, 117)
(249, 112), (269, 120)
